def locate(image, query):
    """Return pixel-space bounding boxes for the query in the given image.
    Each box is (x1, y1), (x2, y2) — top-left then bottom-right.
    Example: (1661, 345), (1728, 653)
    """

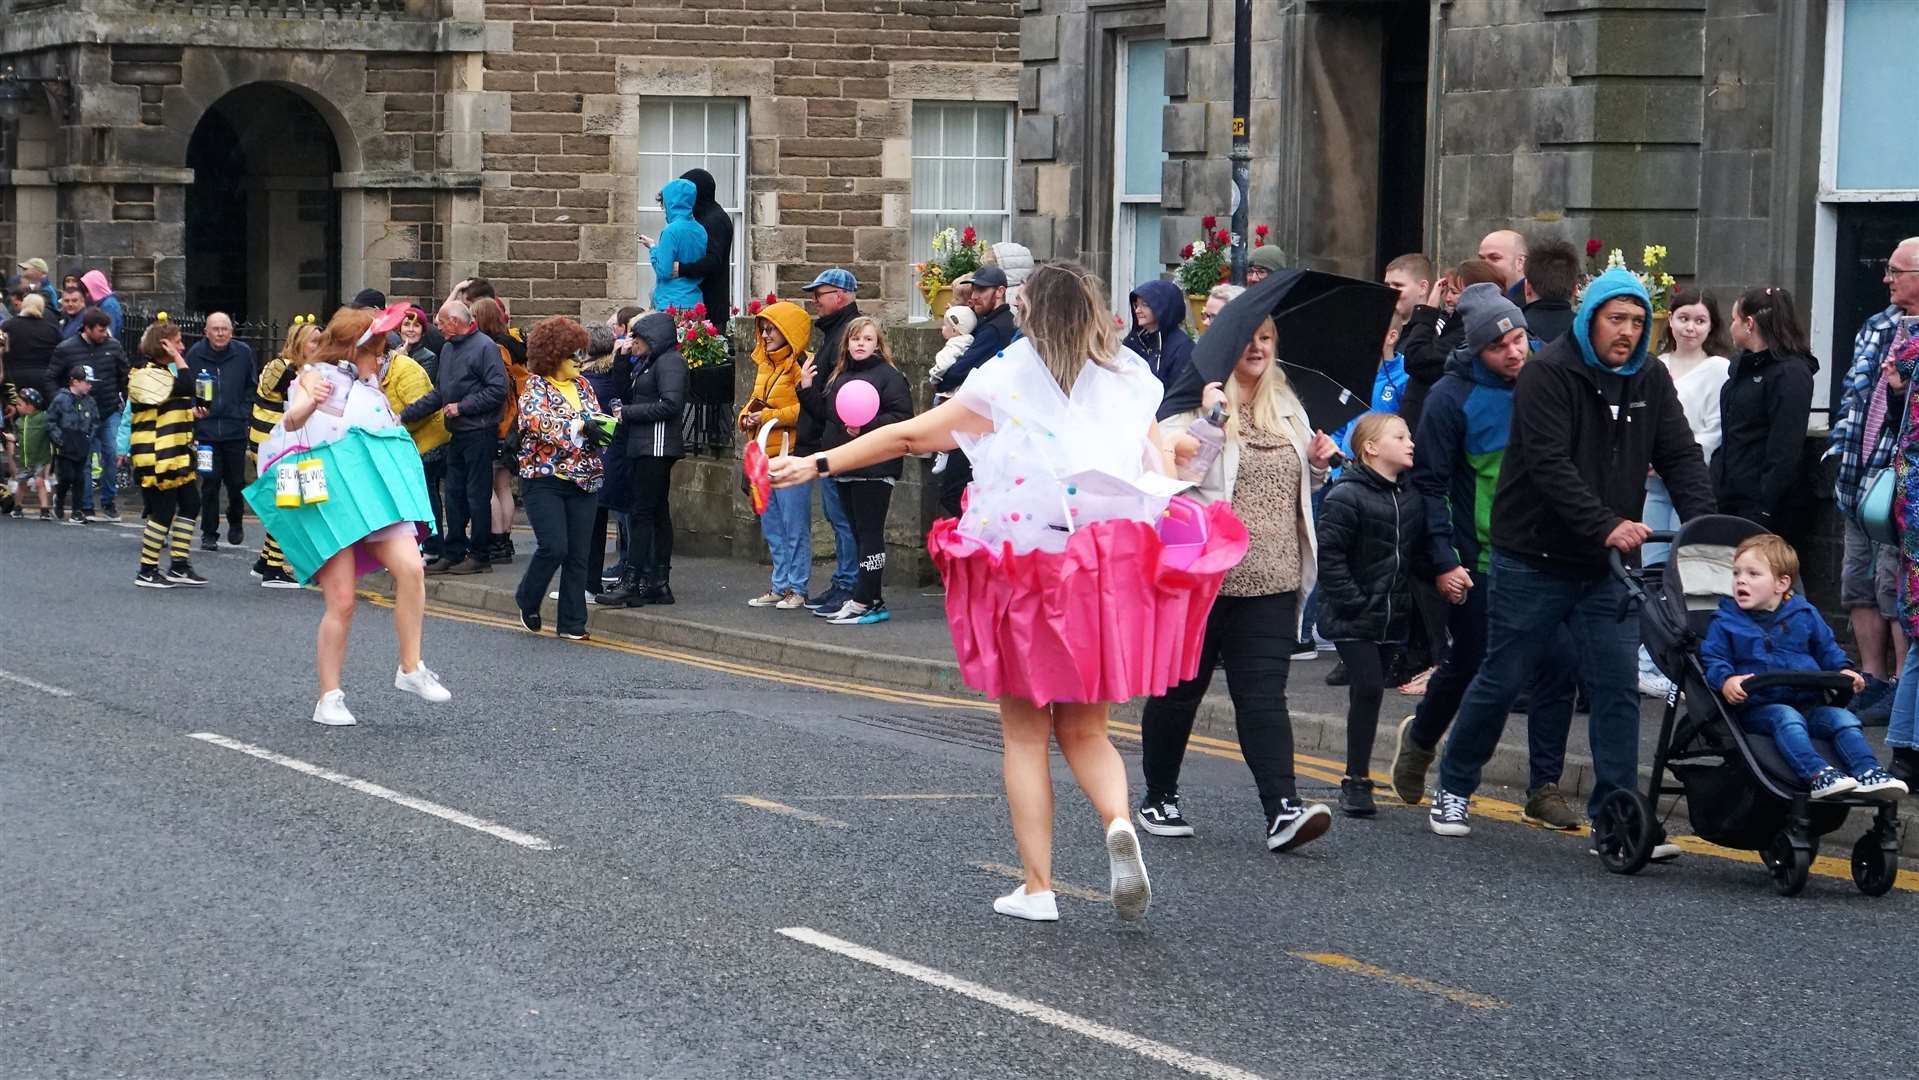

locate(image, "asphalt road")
(4, 518), (1915, 1079)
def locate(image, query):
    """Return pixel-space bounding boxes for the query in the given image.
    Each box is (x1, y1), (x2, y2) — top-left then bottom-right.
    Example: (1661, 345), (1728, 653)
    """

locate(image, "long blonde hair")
(1221, 315), (1299, 443)
(280, 317), (320, 367)
(1018, 262), (1119, 394)
(831, 315), (893, 383)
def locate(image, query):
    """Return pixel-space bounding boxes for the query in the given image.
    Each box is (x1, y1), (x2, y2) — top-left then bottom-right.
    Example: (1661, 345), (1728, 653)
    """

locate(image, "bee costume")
(128, 314), (203, 582)
(248, 314), (318, 578)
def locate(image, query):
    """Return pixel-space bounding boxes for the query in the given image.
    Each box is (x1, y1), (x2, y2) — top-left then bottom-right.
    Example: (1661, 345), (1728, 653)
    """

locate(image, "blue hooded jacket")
(1410, 345), (1517, 575)
(1572, 267), (1651, 376)
(1123, 279), (1195, 390)
(650, 179), (709, 313)
(1700, 594), (1852, 711)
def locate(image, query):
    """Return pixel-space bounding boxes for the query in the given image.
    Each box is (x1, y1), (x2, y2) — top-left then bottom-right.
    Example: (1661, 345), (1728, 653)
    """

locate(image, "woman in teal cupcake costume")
(247, 304), (451, 728)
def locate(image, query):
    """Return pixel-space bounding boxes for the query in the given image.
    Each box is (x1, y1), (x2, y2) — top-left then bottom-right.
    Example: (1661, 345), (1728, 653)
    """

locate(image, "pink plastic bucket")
(1158, 496), (1208, 570)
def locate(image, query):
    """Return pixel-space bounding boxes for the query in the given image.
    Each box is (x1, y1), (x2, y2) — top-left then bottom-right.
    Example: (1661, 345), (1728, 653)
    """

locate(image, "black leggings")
(53, 456), (84, 515)
(1140, 592), (1301, 819)
(1333, 641), (1390, 779)
(837, 478), (892, 606)
(139, 480), (202, 568)
(626, 455), (676, 578)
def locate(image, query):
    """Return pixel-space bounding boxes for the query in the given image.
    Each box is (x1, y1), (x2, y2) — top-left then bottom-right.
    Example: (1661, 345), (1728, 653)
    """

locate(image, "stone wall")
(1429, 0), (1817, 298)
(669, 321), (947, 586)
(476, 0), (1019, 325)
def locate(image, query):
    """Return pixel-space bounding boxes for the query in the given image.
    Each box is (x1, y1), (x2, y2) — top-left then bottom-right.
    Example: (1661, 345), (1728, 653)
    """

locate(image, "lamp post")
(1229, 0), (1251, 286)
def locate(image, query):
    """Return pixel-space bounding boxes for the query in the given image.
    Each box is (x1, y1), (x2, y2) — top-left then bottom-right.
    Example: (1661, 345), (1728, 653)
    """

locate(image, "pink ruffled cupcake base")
(928, 502), (1250, 706)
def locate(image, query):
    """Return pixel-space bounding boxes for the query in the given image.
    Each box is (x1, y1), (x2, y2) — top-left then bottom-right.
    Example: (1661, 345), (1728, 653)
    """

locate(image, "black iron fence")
(121, 307), (283, 366)
(684, 362), (735, 457)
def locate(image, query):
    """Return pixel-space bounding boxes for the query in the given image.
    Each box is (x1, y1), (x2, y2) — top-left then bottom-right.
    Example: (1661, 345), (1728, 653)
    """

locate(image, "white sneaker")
(747, 590), (785, 607)
(1105, 819), (1152, 921)
(1637, 672), (1675, 699)
(394, 663), (451, 703)
(991, 884), (1059, 922)
(775, 590), (808, 610)
(311, 690), (357, 727)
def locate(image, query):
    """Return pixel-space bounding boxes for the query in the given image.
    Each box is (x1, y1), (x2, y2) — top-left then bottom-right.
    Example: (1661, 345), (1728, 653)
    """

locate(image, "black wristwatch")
(814, 454), (830, 476)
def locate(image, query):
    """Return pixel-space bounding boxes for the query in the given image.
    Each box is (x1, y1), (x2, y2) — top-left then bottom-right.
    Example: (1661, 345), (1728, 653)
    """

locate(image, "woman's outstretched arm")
(768, 397), (991, 486)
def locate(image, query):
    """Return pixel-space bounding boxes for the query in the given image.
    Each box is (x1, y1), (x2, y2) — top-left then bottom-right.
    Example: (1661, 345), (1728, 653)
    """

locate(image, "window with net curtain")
(634, 99), (746, 312)
(911, 102), (1014, 319)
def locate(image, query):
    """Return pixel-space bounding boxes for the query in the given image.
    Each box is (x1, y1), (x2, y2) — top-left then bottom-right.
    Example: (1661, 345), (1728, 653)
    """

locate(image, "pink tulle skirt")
(928, 502), (1250, 706)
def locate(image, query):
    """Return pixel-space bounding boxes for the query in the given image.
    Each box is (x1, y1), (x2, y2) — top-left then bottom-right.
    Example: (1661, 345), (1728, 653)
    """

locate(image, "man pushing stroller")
(1703, 534), (1908, 801)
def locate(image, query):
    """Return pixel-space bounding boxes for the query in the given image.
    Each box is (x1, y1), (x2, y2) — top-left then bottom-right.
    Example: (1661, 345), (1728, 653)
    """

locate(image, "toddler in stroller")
(1701, 534), (1909, 801)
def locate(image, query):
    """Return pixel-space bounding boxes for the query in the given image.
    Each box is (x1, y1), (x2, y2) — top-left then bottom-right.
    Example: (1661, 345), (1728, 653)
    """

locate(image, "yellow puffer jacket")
(740, 301), (814, 456)
(382, 350), (448, 454)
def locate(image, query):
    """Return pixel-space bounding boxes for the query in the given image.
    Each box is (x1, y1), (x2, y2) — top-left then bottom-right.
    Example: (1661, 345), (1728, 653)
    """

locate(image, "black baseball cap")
(972, 266), (1009, 289)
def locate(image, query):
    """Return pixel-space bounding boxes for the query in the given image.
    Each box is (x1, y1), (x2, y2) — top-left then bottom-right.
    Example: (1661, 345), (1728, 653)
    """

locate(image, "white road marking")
(725, 795), (849, 828)
(0, 669), (74, 698)
(777, 927), (1266, 1080)
(186, 732), (555, 850)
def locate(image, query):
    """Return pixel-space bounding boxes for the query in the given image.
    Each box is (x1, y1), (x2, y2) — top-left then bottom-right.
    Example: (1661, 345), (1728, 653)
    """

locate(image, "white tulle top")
(951, 338), (1175, 554)
(259, 362), (397, 467)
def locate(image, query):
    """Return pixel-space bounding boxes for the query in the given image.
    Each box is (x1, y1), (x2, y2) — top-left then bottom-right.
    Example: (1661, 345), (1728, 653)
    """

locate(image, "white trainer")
(395, 663), (451, 703)
(311, 690), (357, 727)
(991, 884), (1060, 922)
(1105, 819), (1152, 921)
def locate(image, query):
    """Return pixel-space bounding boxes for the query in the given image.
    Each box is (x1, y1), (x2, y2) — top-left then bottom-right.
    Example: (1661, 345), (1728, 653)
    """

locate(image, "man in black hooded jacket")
(678, 169), (734, 324)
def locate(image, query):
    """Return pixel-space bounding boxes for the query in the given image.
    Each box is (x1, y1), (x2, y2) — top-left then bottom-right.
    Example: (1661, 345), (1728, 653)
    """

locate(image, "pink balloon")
(836, 379), (879, 427)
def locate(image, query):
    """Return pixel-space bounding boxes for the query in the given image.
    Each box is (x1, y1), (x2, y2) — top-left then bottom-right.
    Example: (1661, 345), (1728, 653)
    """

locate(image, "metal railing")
(121, 308), (283, 366)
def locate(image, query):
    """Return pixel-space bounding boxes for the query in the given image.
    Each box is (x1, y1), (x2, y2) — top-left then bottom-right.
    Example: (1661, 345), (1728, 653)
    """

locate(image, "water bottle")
(1177, 404), (1228, 483)
(196, 444), (214, 474)
(195, 368), (214, 404)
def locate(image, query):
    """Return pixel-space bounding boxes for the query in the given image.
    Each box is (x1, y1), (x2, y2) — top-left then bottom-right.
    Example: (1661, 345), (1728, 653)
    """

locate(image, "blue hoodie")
(1571, 267), (1651, 377)
(1123, 278), (1195, 390)
(1700, 593), (1853, 711)
(650, 179), (709, 313)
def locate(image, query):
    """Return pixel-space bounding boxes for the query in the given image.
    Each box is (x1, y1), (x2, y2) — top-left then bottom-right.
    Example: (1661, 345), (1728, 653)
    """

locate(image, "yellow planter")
(1649, 310), (1669, 351)
(1186, 294), (1209, 334)
(922, 284), (953, 316)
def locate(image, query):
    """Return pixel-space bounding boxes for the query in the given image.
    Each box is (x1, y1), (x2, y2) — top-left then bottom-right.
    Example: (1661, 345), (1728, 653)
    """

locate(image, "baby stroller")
(1598, 515), (1904, 896)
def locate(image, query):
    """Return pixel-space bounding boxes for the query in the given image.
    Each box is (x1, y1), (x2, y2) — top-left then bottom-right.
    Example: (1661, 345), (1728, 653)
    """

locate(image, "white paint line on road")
(0, 669), (74, 698)
(186, 732), (556, 851)
(725, 795), (849, 829)
(970, 861), (1108, 903)
(777, 927), (1266, 1080)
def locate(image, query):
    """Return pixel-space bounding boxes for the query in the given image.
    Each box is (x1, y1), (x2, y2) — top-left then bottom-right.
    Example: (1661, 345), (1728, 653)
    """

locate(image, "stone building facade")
(0, 0), (1020, 324)
(1018, 0), (1910, 413)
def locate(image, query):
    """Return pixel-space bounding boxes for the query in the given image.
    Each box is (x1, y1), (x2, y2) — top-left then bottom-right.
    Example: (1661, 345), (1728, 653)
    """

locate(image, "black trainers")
(1338, 777), (1377, 817)
(250, 557), (268, 579)
(67, 512), (87, 525)
(38, 509), (53, 522)
(259, 566), (300, 589)
(201, 537), (219, 553)
(1429, 790), (1472, 836)
(1135, 795), (1195, 837)
(227, 524), (244, 546)
(1266, 799), (1332, 852)
(165, 562), (209, 586)
(1324, 660), (1349, 687)
(518, 609), (542, 634)
(134, 566), (176, 589)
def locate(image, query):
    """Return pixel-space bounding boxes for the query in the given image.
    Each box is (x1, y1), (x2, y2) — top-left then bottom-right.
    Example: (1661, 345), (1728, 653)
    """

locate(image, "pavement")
(5, 513), (1919, 1078)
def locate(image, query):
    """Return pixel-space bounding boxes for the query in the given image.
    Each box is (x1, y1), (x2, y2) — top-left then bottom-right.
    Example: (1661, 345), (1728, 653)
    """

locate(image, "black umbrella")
(1160, 267), (1399, 432)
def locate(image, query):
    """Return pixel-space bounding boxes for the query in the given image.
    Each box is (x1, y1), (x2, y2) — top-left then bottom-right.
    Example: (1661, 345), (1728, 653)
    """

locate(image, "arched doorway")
(185, 84), (342, 321)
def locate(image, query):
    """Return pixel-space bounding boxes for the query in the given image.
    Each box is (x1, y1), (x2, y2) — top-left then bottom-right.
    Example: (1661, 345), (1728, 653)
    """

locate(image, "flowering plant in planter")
(1581, 239), (1677, 314)
(915, 225), (988, 294)
(1175, 216), (1233, 297)
(667, 302), (728, 369)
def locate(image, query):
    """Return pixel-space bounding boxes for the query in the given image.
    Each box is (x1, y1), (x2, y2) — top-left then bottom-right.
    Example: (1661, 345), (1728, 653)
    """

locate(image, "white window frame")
(1111, 34), (1166, 312)
(633, 97), (748, 313)
(1811, 0), (1919, 413)
(909, 102), (1016, 320)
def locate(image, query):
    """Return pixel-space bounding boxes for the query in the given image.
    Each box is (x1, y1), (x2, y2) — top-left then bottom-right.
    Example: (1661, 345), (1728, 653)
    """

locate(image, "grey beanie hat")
(1455, 282), (1527, 354)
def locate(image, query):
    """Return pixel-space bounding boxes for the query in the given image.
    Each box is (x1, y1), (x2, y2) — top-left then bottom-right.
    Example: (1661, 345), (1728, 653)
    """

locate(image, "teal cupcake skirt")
(243, 426), (433, 583)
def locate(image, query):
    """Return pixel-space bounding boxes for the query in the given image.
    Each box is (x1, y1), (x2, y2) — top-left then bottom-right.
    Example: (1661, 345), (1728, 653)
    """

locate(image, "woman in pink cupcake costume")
(769, 263), (1246, 924)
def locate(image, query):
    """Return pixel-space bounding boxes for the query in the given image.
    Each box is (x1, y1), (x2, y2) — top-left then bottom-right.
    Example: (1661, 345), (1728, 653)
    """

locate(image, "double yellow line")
(377, 591), (1915, 893)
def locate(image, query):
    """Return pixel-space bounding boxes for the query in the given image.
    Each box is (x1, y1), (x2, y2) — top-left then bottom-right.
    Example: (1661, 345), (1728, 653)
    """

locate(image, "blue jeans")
(1740, 703), (1880, 780)
(762, 479), (813, 595)
(1889, 638), (1919, 750)
(80, 405), (121, 511)
(1641, 475), (1680, 566)
(1438, 552), (1642, 816)
(442, 428), (497, 564)
(817, 473), (859, 592)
